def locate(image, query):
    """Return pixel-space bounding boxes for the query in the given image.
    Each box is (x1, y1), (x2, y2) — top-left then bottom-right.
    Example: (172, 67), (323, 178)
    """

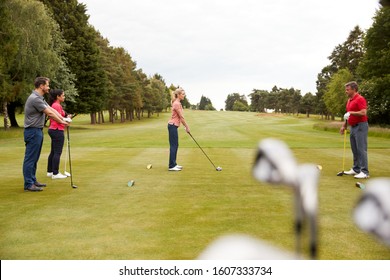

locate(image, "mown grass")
(0, 111), (390, 260)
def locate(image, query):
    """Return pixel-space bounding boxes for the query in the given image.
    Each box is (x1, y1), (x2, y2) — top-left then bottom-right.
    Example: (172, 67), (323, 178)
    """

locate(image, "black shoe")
(34, 181), (46, 187)
(25, 185), (43, 192)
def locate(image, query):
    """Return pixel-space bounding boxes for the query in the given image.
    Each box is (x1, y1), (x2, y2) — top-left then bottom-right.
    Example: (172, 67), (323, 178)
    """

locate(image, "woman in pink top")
(47, 89), (69, 179)
(167, 88), (190, 171)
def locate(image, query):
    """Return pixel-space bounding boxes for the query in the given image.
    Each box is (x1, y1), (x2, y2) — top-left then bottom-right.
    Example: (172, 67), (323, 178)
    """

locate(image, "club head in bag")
(353, 178), (390, 245)
(253, 138), (298, 187)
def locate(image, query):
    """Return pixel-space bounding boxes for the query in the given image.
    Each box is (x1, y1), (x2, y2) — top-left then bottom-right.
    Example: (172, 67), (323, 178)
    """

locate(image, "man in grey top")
(23, 77), (70, 192)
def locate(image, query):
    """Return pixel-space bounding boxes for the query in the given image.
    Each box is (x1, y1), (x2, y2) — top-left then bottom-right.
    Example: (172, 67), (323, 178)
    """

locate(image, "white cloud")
(81, 0), (380, 110)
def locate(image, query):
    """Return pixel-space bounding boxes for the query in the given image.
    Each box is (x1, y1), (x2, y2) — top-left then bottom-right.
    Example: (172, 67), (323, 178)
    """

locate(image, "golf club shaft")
(188, 133), (217, 169)
(342, 120), (347, 171)
(67, 126), (74, 186)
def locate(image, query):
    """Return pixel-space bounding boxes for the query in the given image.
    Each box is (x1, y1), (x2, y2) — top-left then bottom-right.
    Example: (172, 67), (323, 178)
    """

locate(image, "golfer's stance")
(167, 87), (190, 171)
(340, 81), (369, 179)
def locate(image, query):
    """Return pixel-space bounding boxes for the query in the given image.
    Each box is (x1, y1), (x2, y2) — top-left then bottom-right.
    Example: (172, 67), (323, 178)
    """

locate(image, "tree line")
(224, 8), (390, 126)
(0, 0), (191, 129)
(1, 1), (389, 130)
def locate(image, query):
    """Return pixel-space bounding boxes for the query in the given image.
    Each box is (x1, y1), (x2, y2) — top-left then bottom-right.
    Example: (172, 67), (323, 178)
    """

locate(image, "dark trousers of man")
(47, 129), (65, 175)
(350, 122), (369, 175)
(168, 124), (179, 168)
(23, 128), (43, 189)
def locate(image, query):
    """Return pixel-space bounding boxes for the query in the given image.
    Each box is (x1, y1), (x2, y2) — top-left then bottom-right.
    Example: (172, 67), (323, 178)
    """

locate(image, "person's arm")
(348, 108), (367, 117)
(43, 106), (68, 125)
(174, 105), (190, 133)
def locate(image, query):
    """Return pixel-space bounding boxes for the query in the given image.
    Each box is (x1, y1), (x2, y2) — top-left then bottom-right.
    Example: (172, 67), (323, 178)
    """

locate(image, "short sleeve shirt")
(24, 91), (49, 128)
(346, 93), (368, 126)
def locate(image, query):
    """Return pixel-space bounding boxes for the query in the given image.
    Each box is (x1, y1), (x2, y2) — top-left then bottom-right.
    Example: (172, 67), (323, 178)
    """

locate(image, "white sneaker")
(354, 172), (369, 179)
(169, 166), (182, 171)
(52, 173), (68, 179)
(47, 172), (53, 177)
(175, 165), (183, 170)
(344, 169), (358, 175)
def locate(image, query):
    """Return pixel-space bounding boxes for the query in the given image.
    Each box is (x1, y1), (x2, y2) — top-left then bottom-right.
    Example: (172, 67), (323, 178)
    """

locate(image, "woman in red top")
(167, 88), (190, 171)
(47, 89), (69, 179)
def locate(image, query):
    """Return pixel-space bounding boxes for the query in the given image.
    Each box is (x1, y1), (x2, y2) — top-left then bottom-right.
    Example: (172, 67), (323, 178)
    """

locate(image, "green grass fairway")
(1, 110), (390, 259)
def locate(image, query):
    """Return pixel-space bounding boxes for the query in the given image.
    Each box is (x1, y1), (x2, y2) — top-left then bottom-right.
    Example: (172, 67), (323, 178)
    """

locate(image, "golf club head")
(197, 234), (298, 260)
(353, 178), (390, 245)
(216, 166), (222, 171)
(253, 138), (298, 187)
(337, 171), (344, 176)
(72, 184), (78, 189)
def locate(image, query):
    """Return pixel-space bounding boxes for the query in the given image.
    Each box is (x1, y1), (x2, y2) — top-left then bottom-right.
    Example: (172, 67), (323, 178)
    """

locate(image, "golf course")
(1, 110), (390, 260)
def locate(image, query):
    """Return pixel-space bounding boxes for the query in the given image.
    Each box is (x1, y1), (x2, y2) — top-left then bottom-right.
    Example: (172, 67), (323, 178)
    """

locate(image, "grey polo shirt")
(24, 91), (49, 128)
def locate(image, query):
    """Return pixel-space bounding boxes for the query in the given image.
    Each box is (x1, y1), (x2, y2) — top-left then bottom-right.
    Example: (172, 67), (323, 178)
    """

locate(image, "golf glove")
(63, 117), (72, 123)
(343, 112), (350, 121)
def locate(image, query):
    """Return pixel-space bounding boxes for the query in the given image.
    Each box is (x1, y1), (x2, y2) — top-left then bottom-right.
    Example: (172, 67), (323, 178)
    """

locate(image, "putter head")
(72, 184), (78, 189)
(353, 178), (390, 245)
(337, 171), (344, 176)
(253, 138), (298, 187)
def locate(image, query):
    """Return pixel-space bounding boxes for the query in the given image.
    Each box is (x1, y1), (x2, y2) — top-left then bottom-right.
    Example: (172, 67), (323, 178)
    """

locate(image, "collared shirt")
(24, 91), (49, 128)
(346, 93), (368, 126)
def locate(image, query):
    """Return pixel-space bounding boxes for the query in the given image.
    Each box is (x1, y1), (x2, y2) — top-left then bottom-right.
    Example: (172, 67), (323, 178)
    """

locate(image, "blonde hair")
(171, 87), (184, 103)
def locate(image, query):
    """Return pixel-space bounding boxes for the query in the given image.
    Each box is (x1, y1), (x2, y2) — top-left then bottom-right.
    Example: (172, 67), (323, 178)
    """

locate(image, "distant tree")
(249, 89), (269, 112)
(225, 93), (248, 111)
(300, 92), (316, 117)
(323, 69), (353, 120)
(232, 100), (249, 111)
(328, 26), (365, 77)
(198, 95), (215, 110)
(315, 26), (365, 120)
(358, 7), (390, 126)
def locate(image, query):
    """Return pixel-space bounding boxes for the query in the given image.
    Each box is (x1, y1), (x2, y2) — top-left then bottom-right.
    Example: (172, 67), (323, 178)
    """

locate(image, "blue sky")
(81, 0), (380, 110)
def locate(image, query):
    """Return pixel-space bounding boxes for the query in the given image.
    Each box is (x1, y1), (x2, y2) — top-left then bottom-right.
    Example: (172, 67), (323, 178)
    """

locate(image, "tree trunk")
(3, 101), (10, 131)
(90, 112), (97, 124)
(7, 102), (19, 127)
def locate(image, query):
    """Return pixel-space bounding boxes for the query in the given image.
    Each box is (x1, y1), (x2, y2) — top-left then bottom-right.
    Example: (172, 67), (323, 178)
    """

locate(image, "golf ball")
(216, 167), (222, 171)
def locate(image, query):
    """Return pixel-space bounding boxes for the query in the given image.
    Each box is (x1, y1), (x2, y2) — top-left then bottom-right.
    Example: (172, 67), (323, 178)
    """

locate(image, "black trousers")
(47, 129), (65, 175)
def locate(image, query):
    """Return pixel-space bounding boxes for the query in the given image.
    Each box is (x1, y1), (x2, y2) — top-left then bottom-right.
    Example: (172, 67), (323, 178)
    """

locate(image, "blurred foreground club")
(197, 234), (297, 260)
(353, 178), (390, 245)
(252, 138), (319, 259)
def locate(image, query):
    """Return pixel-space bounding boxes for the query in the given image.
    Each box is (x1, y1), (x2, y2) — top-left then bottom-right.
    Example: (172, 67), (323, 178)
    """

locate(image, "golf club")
(253, 138), (319, 259)
(337, 120), (348, 176)
(66, 126), (78, 189)
(353, 178), (390, 245)
(63, 136), (71, 177)
(198, 234), (296, 260)
(188, 132), (222, 171)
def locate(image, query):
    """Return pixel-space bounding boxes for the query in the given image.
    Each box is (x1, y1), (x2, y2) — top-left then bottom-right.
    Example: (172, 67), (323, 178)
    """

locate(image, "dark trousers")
(350, 122), (369, 175)
(23, 128), (44, 189)
(168, 124), (179, 168)
(47, 129), (65, 175)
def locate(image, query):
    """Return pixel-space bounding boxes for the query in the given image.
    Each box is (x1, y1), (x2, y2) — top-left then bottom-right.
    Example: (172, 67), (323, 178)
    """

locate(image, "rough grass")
(1, 111), (390, 260)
